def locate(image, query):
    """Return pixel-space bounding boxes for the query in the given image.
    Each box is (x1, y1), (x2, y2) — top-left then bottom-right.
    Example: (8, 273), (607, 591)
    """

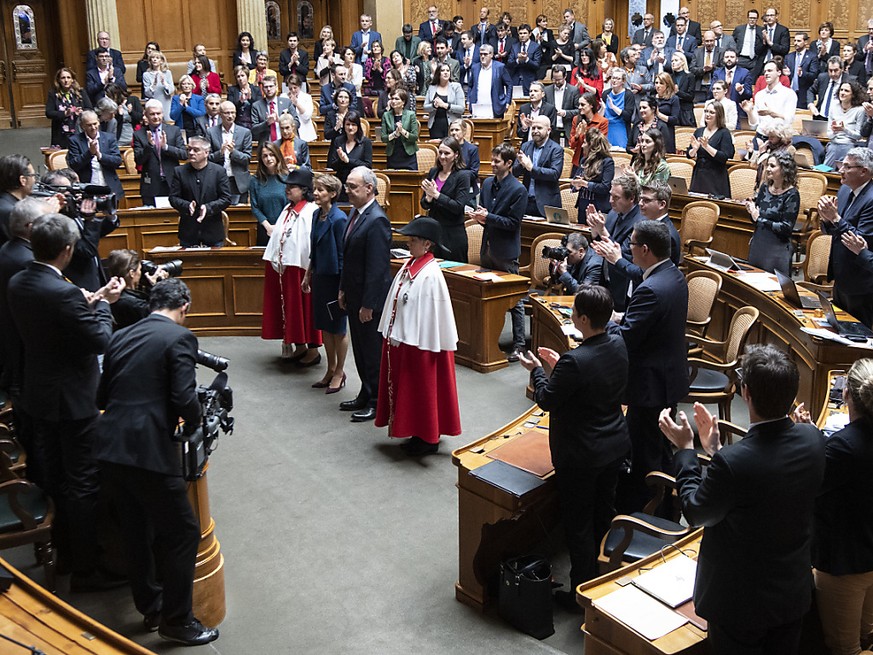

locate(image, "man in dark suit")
(785, 33), (820, 108)
(252, 76), (294, 143)
(350, 13), (382, 64)
(472, 7), (496, 48)
(553, 233), (602, 293)
(712, 50), (754, 118)
(732, 9), (765, 78)
(690, 32), (723, 100)
(96, 278), (219, 646)
(192, 93), (223, 137)
(561, 8), (591, 60)
(278, 32), (309, 82)
(8, 213), (124, 590)
(520, 285), (629, 601)
(419, 5), (449, 46)
(761, 8), (791, 65)
(65, 110), (125, 201)
(0, 155), (44, 246)
(666, 17), (697, 57)
(318, 67), (359, 115)
(207, 102), (252, 205)
(544, 66), (580, 142)
(607, 220), (688, 513)
(818, 148), (873, 327)
(85, 48), (126, 103)
(86, 31), (125, 74)
(632, 13), (655, 48)
(587, 175), (644, 311)
(669, 6), (702, 43)
(513, 116), (563, 217)
(642, 31), (675, 77)
(507, 24), (541, 94)
(455, 31), (480, 90)
(468, 46), (513, 118)
(857, 18), (873, 76)
(338, 167), (390, 422)
(807, 57), (848, 120)
(515, 82), (557, 141)
(709, 20), (737, 54)
(169, 137), (231, 248)
(133, 101), (187, 206)
(471, 144), (527, 360)
(660, 345), (825, 654)
(489, 23), (515, 66)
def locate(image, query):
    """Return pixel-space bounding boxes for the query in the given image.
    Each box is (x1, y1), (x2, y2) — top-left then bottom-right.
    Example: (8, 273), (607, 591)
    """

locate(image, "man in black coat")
(96, 278), (219, 646)
(133, 101), (187, 206)
(169, 136), (231, 248)
(471, 144), (527, 361)
(543, 66), (580, 142)
(669, 6), (703, 43)
(660, 345), (825, 654)
(278, 33), (309, 81)
(553, 233), (602, 294)
(8, 213), (124, 590)
(0, 154), (44, 246)
(760, 8), (791, 65)
(86, 31), (126, 75)
(515, 82), (557, 141)
(608, 220), (689, 513)
(520, 285), (629, 603)
(338, 167), (391, 423)
(732, 9), (766, 78)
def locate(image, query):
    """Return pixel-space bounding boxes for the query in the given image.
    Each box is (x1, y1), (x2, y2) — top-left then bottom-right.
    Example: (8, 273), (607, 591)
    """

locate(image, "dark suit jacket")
(8, 262), (112, 420)
(309, 204), (348, 276)
(318, 82), (360, 115)
(472, 22), (496, 47)
(609, 216), (682, 286)
(512, 139), (564, 216)
(808, 72), (850, 112)
(821, 182), (873, 296)
(65, 130), (125, 199)
(350, 30), (384, 62)
(326, 136), (373, 185)
(761, 24), (791, 61)
(601, 205), (644, 309)
(530, 332), (629, 470)
(712, 66), (754, 106)
(132, 124), (186, 202)
(515, 101), (558, 139)
(226, 83), (262, 123)
(65, 213), (119, 291)
(418, 21), (448, 45)
(279, 48), (310, 80)
(557, 246), (603, 293)
(420, 168), (471, 260)
(169, 162), (232, 246)
(814, 38), (841, 63)
(669, 20), (702, 43)
(96, 313), (201, 476)
(813, 416), (873, 575)
(611, 259), (689, 406)
(468, 61), (513, 118)
(0, 238), (32, 391)
(193, 114), (222, 138)
(507, 40), (542, 91)
(666, 34), (698, 57)
(339, 200), (391, 310)
(479, 174), (526, 261)
(632, 27), (655, 48)
(784, 50), (819, 106)
(85, 67), (127, 103)
(642, 46), (677, 75)
(543, 83), (580, 140)
(207, 124), (253, 193)
(0, 193), (17, 246)
(251, 96), (293, 143)
(86, 48), (126, 74)
(674, 419), (825, 627)
(732, 25), (766, 62)
(690, 47), (724, 90)
(489, 35), (517, 65)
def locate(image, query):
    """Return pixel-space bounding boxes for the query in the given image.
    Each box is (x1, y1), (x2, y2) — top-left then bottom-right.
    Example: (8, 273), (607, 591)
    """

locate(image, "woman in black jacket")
(45, 67), (91, 149)
(420, 137), (472, 262)
(671, 52), (697, 127)
(326, 111), (373, 200)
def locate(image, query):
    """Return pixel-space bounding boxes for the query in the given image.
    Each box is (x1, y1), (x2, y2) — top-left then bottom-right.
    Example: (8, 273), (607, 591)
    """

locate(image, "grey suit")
(207, 124), (253, 195)
(251, 96), (294, 142)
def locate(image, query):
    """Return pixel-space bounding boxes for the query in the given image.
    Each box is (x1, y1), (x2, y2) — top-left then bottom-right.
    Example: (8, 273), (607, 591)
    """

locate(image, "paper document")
(630, 554), (697, 608)
(471, 103), (494, 119)
(594, 585), (689, 641)
(735, 272), (781, 292)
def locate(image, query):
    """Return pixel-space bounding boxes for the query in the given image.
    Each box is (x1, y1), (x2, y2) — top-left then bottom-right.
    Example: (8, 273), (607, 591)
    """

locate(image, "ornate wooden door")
(0, 0), (54, 128)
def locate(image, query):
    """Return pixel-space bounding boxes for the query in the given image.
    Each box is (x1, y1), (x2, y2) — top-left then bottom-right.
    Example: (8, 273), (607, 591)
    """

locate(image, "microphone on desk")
(0, 633), (47, 655)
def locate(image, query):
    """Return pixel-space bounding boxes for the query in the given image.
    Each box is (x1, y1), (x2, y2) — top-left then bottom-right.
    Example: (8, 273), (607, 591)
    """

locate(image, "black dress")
(688, 127), (734, 197)
(673, 71), (697, 127)
(431, 92), (449, 139)
(326, 135), (373, 199)
(420, 167), (472, 262)
(747, 185), (800, 274)
(575, 157), (616, 215)
(656, 95), (680, 153)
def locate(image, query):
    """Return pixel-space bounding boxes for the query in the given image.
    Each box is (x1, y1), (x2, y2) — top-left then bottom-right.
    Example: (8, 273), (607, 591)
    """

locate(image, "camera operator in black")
(41, 169), (118, 291)
(104, 249), (170, 329)
(95, 278), (219, 646)
(551, 232), (603, 294)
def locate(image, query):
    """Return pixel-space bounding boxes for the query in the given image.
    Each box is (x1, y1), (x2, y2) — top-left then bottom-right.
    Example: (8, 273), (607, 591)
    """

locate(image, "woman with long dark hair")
(571, 128), (615, 215)
(135, 41), (160, 87)
(744, 152), (800, 274)
(233, 31), (257, 70)
(191, 56), (221, 96)
(326, 111), (373, 198)
(46, 67), (91, 148)
(688, 100), (735, 196)
(250, 141), (290, 246)
(572, 48), (602, 98)
(628, 127), (671, 186)
(420, 137), (471, 261)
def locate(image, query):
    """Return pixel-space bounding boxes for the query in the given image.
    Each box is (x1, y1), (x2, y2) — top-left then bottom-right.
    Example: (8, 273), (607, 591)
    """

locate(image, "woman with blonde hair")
(141, 51), (174, 120)
(169, 75), (205, 135)
(671, 51), (696, 126)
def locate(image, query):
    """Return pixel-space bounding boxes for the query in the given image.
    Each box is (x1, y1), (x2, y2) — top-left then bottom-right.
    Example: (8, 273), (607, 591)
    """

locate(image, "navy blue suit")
(512, 138), (563, 217)
(784, 50), (819, 108)
(318, 81), (360, 115)
(86, 48), (126, 74)
(85, 67), (127, 103)
(455, 44), (480, 87)
(821, 182), (873, 326)
(468, 61), (513, 118)
(65, 130), (125, 200)
(712, 65), (754, 121)
(666, 34), (698, 57)
(507, 40), (541, 94)
(418, 20), (449, 45)
(600, 205), (644, 311)
(350, 30), (383, 63)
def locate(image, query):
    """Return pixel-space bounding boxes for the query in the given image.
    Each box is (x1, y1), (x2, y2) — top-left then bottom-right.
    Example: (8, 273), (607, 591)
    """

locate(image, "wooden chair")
(693, 105), (704, 126)
(674, 127), (695, 153)
(559, 184), (578, 224)
(800, 230), (833, 293)
(666, 157), (694, 185)
(47, 149), (68, 171)
(221, 211), (237, 247)
(374, 172), (391, 207)
(359, 118), (370, 138)
(792, 172), (828, 264)
(561, 148), (574, 180)
(732, 130), (758, 156)
(684, 305), (760, 426)
(728, 164), (757, 200)
(520, 232), (565, 292)
(686, 270), (722, 339)
(610, 151), (632, 169)
(679, 200), (720, 257)
(416, 144), (438, 174)
(465, 218), (483, 266)
(120, 147), (137, 174)
(462, 118), (474, 142)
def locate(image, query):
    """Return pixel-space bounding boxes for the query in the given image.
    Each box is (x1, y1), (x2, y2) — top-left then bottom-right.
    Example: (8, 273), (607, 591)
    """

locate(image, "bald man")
(512, 115), (564, 217)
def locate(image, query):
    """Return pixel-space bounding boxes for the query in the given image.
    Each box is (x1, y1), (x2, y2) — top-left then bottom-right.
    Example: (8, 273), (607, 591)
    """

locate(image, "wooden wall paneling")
(790, 0), (811, 33)
(232, 275), (266, 315)
(57, 0), (89, 71)
(185, 275), (228, 318)
(115, 0), (149, 59)
(724, 0), (746, 36)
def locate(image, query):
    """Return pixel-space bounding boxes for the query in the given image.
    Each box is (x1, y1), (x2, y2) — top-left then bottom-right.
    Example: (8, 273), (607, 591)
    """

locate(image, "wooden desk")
(685, 257), (870, 419)
(390, 260), (529, 373)
(577, 530), (707, 655)
(451, 406), (558, 611)
(0, 557), (154, 654)
(149, 247), (265, 336)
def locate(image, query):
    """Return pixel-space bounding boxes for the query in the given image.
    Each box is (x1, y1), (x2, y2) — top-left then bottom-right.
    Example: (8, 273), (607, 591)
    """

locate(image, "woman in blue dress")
(603, 68), (633, 149)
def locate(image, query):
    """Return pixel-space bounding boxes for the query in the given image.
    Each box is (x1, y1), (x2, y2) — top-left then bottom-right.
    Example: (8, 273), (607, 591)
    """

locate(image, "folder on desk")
(469, 460), (546, 497)
(630, 554), (697, 608)
(486, 429), (554, 477)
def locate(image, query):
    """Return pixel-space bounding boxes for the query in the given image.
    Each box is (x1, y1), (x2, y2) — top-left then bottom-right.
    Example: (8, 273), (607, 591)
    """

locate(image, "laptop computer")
(668, 176), (689, 195)
(544, 205), (570, 225)
(816, 292), (873, 341)
(802, 119), (829, 137)
(705, 248), (752, 272)
(775, 269), (821, 310)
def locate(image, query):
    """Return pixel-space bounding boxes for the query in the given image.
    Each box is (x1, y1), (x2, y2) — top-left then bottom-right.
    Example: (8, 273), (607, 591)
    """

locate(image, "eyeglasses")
(21, 172), (37, 178)
(344, 182), (361, 190)
(840, 163), (863, 170)
(628, 241), (641, 247)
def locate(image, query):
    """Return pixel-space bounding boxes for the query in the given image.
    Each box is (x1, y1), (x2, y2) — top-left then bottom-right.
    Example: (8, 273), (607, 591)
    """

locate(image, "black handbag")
(498, 555), (555, 639)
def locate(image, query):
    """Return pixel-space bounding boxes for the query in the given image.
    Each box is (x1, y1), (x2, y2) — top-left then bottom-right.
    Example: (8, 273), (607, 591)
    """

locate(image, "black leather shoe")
(70, 569), (128, 592)
(340, 399), (366, 411)
(159, 619), (219, 646)
(350, 407), (377, 422)
(554, 590), (584, 614)
(507, 349), (522, 363)
(295, 353), (322, 368)
(401, 437), (439, 456)
(143, 611), (161, 633)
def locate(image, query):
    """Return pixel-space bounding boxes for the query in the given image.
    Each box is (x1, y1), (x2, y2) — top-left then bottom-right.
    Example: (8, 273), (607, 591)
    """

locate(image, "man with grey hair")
(206, 101), (251, 205)
(133, 100), (186, 206)
(515, 82), (556, 141)
(86, 31), (126, 74)
(468, 43), (513, 118)
(8, 213), (125, 591)
(169, 136), (231, 248)
(338, 166), (391, 423)
(65, 109), (124, 201)
(194, 93), (223, 136)
(817, 147), (873, 327)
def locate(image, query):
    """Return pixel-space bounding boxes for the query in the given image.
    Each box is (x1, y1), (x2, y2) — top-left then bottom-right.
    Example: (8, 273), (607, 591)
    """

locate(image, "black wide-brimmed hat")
(281, 167), (313, 189)
(394, 216), (450, 256)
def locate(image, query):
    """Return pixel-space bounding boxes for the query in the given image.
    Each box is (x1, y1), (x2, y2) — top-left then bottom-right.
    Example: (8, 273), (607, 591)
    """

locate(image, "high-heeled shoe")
(325, 373), (347, 394)
(312, 378), (331, 389)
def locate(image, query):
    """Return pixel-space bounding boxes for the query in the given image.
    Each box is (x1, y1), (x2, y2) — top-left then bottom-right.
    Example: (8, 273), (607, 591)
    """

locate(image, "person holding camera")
(96, 278), (219, 647)
(550, 233), (603, 294)
(104, 249), (170, 329)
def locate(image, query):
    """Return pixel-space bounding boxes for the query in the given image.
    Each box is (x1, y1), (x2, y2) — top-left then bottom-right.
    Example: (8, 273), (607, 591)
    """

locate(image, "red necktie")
(432, 21), (437, 37)
(269, 100), (278, 141)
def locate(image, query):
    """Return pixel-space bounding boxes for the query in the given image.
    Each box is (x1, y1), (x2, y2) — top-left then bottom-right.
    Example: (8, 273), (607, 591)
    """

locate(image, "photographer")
(95, 278), (219, 646)
(551, 233), (603, 294)
(41, 169), (118, 291)
(104, 249), (170, 329)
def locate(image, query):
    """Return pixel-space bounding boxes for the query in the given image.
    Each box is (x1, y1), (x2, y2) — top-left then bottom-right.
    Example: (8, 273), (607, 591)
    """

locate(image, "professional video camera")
(140, 258), (184, 279)
(544, 235), (571, 287)
(175, 350), (234, 481)
(32, 182), (117, 216)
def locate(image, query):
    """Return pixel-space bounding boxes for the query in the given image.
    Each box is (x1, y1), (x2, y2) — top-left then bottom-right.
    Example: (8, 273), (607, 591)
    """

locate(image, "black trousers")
(103, 463), (199, 625)
(554, 458), (623, 588)
(834, 285), (873, 329)
(29, 414), (100, 575)
(708, 616), (803, 655)
(347, 304), (383, 408)
(480, 251), (526, 350)
(618, 405), (675, 514)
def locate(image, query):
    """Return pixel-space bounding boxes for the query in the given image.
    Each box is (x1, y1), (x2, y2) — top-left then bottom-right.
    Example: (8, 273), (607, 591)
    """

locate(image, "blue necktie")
(528, 146), (542, 196)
